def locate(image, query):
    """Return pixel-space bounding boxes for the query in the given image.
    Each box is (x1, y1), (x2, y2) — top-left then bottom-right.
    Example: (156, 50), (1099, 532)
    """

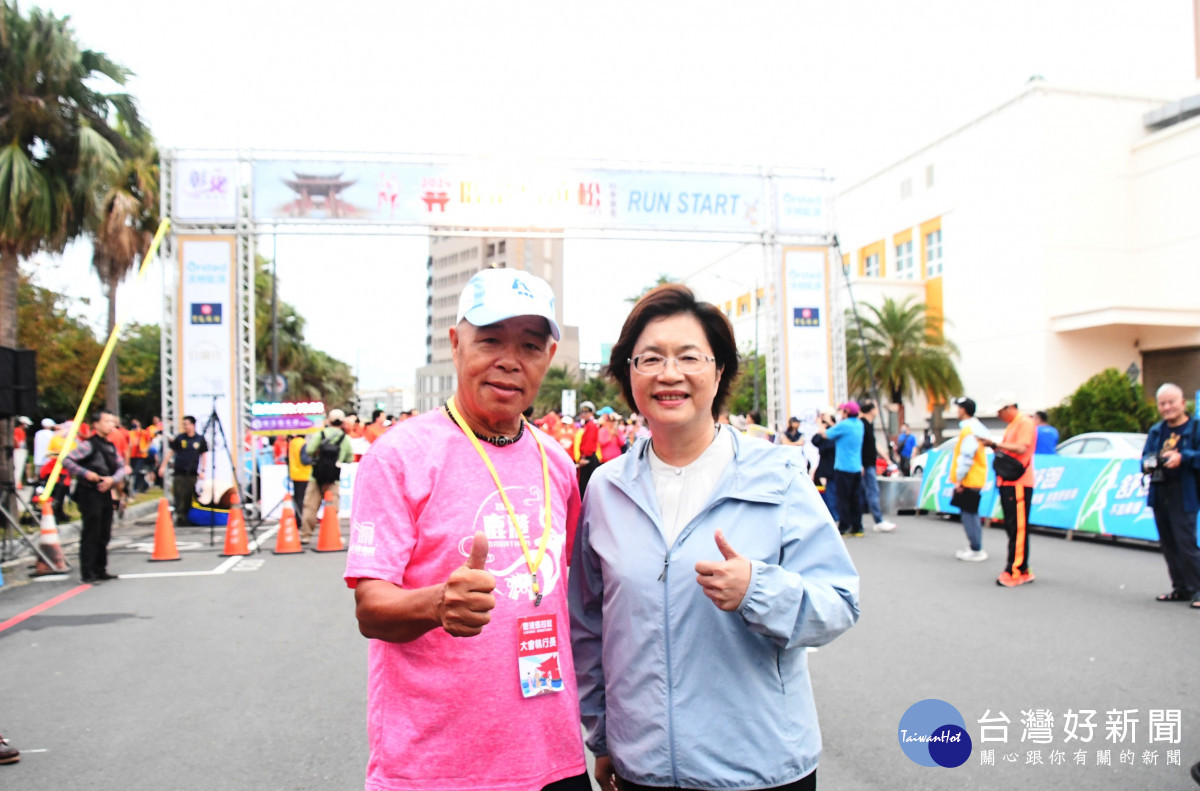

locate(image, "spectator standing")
(159, 416), (208, 527)
(127, 419), (149, 493)
(62, 411), (125, 583)
(346, 268), (589, 790)
(948, 397), (990, 562)
(1034, 411), (1059, 454)
(300, 409), (353, 544)
(363, 409), (388, 444)
(859, 401), (897, 532)
(978, 392), (1036, 587)
(287, 433), (312, 513)
(596, 407), (623, 460)
(895, 423), (916, 476)
(32, 418), (55, 467)
(573, 402), (601, 495)
(819, 401), (865, 536)
(1142, 383), (1200, 609)
(811, 408), (839, 522)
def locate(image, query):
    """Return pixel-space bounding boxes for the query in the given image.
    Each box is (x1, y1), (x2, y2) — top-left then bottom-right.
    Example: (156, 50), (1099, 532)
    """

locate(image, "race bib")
(517, 614), (564, 698)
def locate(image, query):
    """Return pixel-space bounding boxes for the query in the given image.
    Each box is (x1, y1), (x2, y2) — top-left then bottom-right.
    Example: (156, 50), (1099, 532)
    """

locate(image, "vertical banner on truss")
(780, 246), (834, 428)
(177, 237), (239, 492)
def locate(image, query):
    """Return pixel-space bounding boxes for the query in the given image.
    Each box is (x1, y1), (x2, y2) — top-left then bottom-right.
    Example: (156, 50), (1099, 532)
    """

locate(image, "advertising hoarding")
(780, 247), (833, 429)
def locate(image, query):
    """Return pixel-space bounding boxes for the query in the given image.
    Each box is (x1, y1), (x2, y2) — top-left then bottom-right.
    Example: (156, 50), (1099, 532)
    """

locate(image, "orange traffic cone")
(313, 489), (346, 552)
(273, 493), (303, 555)
(149, 498), (180, 562)
(220, 491), (251, 557)
(33, 499), (69, 574)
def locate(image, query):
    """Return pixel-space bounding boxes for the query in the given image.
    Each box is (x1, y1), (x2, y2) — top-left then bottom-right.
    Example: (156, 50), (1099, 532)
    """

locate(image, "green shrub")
(1047, 368), (1158, 441)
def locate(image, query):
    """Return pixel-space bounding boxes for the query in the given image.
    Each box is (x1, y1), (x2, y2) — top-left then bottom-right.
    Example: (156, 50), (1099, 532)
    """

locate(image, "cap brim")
(461, 306), (560, 341)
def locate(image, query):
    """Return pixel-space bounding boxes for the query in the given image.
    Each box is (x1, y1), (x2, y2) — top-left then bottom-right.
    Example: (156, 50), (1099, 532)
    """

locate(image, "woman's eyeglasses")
(628, 353), (716, 375)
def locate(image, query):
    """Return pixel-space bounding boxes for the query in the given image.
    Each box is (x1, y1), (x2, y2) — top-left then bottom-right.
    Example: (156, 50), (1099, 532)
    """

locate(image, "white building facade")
(833, 81), (1200, 427)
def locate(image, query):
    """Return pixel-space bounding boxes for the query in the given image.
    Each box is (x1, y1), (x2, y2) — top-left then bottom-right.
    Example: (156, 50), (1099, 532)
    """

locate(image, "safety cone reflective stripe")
(150, 498), (181, 562)
(34, 499), (69, 574)
(273, 493), (303, 554)
(220, 491), (251, 557)
(313, 489), (346, 553)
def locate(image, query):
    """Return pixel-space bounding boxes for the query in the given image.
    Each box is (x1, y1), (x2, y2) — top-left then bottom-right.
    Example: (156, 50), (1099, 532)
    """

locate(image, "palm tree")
(0, 2), (140, 502)
(535, 365), (580, 416)
(845, 296), (962, 428)
(91, 126), (159, 416)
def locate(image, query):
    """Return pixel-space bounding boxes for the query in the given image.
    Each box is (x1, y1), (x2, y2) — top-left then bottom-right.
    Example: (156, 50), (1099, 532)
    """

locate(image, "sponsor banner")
(780, 247), (832, 431)
(774, 177), (830, 236)
(249, 401), (325, 436)
(178, 237), (238, 487)
(173, 160), (239, 221)
(916, 452), (1183, 542)
(251, 160), (792, 234)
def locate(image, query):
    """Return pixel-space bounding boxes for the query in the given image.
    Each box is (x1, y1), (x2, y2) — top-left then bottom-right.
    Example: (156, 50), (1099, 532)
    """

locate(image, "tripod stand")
(0, 481), (69, 570)
(196, 396), (261, 553)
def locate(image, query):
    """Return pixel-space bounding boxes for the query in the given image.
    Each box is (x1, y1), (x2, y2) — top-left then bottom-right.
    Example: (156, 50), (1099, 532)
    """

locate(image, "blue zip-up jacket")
(569, 429), (860, 789)
(1143, 417), (1200, 513)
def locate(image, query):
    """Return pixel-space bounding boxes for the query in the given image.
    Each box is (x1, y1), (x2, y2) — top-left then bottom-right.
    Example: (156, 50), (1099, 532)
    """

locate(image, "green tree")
(16, 270), (104, 418)
(253, 255), (355, 407)
(91, 125), (159, 415)
(1047, 368), (1158, 440)
(846, 296), (962, 429)
(727, 351), (767, 418)
(580, 376), (630, 415)
(116, 322), (161, 424)
(535, 365), (579, 416)
(0, 1), (140, 502)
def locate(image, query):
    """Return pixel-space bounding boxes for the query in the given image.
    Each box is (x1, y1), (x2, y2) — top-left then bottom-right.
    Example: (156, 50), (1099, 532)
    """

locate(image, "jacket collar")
(609, 426), (795, 517)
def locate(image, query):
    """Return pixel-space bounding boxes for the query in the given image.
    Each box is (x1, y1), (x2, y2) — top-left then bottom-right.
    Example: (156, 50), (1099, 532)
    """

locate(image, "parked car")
(1054, 432), (1146, 458)
(910, 438), (957, 477)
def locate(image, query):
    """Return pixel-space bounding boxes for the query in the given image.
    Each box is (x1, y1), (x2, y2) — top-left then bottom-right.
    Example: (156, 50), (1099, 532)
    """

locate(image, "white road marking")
(118, 527), (280, 579)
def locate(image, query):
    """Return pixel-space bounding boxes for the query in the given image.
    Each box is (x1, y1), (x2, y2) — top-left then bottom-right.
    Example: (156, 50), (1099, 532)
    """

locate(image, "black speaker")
(0, 347), (37, 419)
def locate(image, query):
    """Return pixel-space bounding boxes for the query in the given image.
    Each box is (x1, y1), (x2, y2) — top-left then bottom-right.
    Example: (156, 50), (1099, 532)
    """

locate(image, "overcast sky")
(25, 0), (1197, 395)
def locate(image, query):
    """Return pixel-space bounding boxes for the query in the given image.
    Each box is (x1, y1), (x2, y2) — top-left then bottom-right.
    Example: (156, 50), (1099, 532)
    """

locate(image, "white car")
(1054, 432), (1146, 458)
(910, 438), (957, 477)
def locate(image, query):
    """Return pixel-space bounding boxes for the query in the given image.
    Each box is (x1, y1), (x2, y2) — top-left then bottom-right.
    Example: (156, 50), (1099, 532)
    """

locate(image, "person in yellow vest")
(948, 397), (991, 562)
(287, 433), (313, 511)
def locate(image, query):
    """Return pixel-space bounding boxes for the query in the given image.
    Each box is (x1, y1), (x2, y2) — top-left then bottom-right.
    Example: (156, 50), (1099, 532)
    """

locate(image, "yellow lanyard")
(446, 397), (553, 606)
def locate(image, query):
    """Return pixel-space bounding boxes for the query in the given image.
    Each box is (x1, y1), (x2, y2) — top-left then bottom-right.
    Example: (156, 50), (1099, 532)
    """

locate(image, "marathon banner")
(177, 237), (238, 487)
(172, 159), (240, 222)
(780, 247), (833, 433)
(248, 160), (830, 235)
(916, 451), (1193, 543)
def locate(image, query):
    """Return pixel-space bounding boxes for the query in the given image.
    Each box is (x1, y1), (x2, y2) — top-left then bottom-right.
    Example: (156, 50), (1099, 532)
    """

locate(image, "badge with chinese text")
(517, 614), (563, 698)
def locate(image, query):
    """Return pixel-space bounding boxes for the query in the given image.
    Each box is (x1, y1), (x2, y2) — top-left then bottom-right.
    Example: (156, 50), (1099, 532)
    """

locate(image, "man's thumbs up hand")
(694, 529), (751, 612)
(439, 531), (497, 637)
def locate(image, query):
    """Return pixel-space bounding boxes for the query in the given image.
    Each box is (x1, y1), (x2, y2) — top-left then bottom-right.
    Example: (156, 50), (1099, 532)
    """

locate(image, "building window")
(925, 164), (935, 188)
(486, 243), (495, 258)
(864, 253), (880, 278)
(497, 240), (506, 254)
(894, 240), (914, 279)
(900, 178), (912, 199)
(925, 229), (943, 276)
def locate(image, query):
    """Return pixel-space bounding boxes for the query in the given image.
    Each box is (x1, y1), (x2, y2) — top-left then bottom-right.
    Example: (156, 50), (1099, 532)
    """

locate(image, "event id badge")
(517, 614), (564, 698)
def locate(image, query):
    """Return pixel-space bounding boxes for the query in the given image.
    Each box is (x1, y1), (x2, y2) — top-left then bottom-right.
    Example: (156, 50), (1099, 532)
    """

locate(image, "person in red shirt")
(363, 409), (388, 444)
(128, 419), (149, 493)
(573, 402), (601, 495)
(979, 391), (1037, 587)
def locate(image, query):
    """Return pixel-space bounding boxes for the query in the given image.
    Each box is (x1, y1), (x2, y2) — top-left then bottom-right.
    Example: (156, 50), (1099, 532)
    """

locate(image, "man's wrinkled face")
(451, 315), (556, 426)
(1157, 387), (1185, 424)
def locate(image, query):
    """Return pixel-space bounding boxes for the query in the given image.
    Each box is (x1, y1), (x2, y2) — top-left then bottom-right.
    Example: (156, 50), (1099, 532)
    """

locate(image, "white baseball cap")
(991, 391), (1019, 414)
(457, 268), (560, 341)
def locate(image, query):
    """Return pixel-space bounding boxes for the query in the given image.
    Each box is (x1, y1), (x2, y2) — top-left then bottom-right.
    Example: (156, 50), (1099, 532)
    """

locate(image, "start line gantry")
(159, 150), (850, 489)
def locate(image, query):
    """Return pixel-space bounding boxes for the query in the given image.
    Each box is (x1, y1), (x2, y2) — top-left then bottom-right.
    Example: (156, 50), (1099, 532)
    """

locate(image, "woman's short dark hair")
(606, 283), (739, 420)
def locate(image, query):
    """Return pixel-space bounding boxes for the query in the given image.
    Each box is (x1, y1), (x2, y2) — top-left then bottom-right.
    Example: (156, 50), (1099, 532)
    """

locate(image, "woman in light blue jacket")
(569, 284), (860, 791)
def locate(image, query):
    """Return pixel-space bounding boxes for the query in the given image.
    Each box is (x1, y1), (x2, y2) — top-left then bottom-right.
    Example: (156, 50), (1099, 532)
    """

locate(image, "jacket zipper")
(661, 546), (679, 786)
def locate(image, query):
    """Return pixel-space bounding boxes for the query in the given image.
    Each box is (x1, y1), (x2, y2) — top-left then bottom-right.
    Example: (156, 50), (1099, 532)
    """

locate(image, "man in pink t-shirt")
(347, 268), (589, 791)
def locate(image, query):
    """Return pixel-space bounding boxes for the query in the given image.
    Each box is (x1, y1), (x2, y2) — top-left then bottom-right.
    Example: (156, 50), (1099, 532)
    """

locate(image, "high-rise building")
(414, 233), (579, 413)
